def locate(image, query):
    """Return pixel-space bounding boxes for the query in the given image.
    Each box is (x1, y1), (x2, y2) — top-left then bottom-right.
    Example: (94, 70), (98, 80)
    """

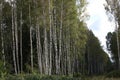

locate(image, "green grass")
(1, 74), (120, 80)
(86, 76), (120, 80)
(4, 74), (82, 80)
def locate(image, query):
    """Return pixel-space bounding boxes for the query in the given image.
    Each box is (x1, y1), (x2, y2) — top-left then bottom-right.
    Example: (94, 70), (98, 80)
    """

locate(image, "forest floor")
(86, 76), (120, 80)
(2, 75), (120, 80)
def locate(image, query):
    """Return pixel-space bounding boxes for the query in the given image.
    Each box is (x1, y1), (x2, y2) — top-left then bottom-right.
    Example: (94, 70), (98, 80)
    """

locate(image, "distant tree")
(85, 30), (109, 75)
(106, 32), (120, 69)
(105, 0), (120, 69)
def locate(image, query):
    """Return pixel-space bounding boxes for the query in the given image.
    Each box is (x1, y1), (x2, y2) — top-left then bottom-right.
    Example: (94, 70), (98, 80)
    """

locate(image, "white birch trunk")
(58, 0), (63, 75)
(36, 17), (42, 74)
(115, 21), (120, 69)
(14, 1), (20, 73)
(53, 0), (59, 74)
(41, 0), (49, 75)
(29, 3), (33, 73)
(11, 0), (17, 74)
(20, 4), (23, 73)
(34, 0), (42, 74)
(48, 0), (52, 75)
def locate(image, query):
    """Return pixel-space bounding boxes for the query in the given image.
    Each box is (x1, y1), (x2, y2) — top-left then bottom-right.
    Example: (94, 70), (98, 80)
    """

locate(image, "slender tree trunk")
(64, 33), (67, 75)
(41, 0), (49, 75)
(29, 2), (33, 73)
(0, 0), (6, 69)
(70, 40), (74, 74)
(20, 3), (23, 73)
(87, 46), (90, 75)
(116, 21), (120, 69)
(34, 0), (42, 74)
(48, 0), (52, 75)
(67, 36), (71, 75)
(36, 17), (42, 74)
(44, 24), (49, 75)
(58, 0), (63, 75)
(53, 0), (59, 74)
(14, 1), (20, 73)
(11, 0), (17, 74)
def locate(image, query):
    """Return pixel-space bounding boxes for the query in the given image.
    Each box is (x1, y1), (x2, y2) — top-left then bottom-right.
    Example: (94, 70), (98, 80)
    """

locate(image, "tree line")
(0, 0), (110, 76)
(105, 0), (120, 72)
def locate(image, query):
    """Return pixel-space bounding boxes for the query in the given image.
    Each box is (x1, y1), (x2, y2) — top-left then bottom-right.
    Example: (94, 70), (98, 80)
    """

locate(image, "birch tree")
(106, 0), (120, 69)
(20, 0), (23, 73)
(53, 0), (59, 74)
(10, 0), (17, 74)
(14, 0), (20, 73)
(48, 0), (52, 75)
(29, 1), (34, 73)
(0, 0), (6, 69)
(41, 0), (49, 75)
(35, 0), (43, 74)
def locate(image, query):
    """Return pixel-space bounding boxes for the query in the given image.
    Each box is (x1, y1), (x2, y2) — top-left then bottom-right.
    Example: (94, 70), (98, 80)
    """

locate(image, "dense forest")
(105, 0), (120, 72)
(0, 0), (120, 80)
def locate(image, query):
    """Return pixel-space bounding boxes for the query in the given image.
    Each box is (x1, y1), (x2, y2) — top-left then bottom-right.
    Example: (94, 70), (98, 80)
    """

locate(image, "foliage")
(0, 60), (7, 80)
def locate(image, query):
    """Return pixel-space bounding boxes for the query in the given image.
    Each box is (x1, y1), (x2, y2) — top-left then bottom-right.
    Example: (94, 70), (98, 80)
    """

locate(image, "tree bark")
(0, 0), (6, 69)
(11, 0), (17, 74)
(58, 0), (63, 75)
(48, 0), (52, 75)
(53, 0), (59, 74)
(42, 0), (49, 74)
(36, 17), (42, 74)
(116, 21), (120, 69)
(20, 2), (23, 73)
(34, 0), (43, 74)
(29, 2), (33, 73)
(14, 1), (20, 73)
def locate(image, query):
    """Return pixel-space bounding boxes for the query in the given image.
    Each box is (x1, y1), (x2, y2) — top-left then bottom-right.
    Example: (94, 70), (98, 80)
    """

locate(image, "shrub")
(0, 61), (8, 80)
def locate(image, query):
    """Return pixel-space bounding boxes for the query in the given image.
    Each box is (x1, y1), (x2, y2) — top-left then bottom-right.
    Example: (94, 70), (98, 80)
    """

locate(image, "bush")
(105, 70), (120, 78)
(0, 61), (8, 80)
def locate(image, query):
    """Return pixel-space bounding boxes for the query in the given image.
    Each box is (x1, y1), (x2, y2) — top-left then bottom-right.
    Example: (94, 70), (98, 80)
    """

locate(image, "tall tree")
(14, 0), (20, 73)
(35, 0), (43, 74)
(105, 0), (120, 69)
(29, 0), (33, 73)
(48, 0), (52, 75)
(41, 0), (49, 75)
(58, 0), (63, 75)
(10, 0), (17, 74)
(20, 0), (23, 73)
(53, 0), (59, 75)
(0, 0), (6, 69)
